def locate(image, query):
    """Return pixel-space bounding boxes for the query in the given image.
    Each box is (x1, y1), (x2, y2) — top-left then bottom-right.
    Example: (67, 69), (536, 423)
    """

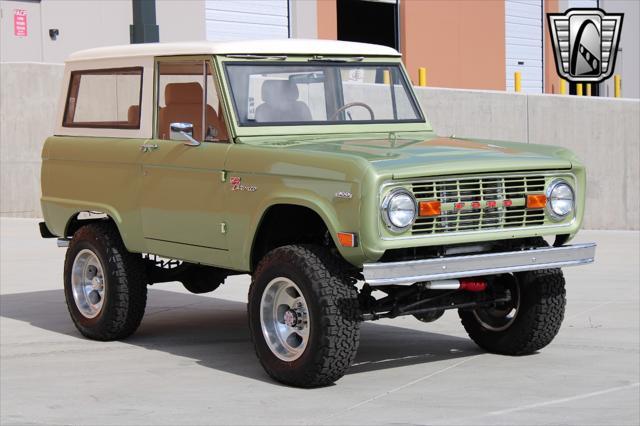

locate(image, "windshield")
(224, 63), (423, 126)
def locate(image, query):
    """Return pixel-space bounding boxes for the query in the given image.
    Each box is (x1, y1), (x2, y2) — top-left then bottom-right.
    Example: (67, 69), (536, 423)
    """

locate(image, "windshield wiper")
(308, 56), (364, 63)
(226, 54), (288, 60)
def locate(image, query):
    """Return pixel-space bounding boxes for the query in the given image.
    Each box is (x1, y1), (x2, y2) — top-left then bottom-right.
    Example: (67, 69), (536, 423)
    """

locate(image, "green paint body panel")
(41, 54), (587, 272)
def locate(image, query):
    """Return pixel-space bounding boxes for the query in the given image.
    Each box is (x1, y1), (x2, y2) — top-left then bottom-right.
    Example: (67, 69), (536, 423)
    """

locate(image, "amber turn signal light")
(527, 194), (547, 209)
(337, 232), (358, 247)
(419, 200), (441, 217)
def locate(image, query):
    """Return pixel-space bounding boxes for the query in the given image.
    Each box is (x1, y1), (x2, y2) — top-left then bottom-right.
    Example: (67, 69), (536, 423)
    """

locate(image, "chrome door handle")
(140, 143), (159, 153)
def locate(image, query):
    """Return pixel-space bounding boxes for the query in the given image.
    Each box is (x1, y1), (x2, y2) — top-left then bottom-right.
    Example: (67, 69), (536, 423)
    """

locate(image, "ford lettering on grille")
(411, 175), (546, 235)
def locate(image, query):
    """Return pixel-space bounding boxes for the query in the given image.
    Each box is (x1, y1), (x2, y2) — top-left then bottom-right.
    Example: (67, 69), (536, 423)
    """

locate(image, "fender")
(232, 194), (366, 272)
(42, 198), (146, 254)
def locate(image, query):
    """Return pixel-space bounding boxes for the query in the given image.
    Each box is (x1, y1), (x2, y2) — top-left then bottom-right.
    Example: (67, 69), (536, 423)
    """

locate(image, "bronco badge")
(230, 176), (257, 192)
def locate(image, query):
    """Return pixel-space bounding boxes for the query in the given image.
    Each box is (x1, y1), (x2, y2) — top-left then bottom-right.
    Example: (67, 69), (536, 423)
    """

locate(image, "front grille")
(411, 175), (546, 235)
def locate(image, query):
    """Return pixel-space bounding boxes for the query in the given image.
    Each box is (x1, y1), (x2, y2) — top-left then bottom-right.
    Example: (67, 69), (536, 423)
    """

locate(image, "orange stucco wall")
(544, 0), (561, 93)
(401, 0), (506, 90)
(317, 0), (337, 40)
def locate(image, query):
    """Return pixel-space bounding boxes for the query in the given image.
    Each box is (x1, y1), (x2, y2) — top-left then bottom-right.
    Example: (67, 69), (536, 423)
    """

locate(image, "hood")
(239, 132), (574, 179)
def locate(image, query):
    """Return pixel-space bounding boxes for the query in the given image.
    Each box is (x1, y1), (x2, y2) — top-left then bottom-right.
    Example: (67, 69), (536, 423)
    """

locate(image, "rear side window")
(63, 67), (143, 129)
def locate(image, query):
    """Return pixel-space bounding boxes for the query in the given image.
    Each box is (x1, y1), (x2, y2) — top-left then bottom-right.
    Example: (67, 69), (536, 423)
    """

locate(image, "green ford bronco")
(40, 39), (596, 387)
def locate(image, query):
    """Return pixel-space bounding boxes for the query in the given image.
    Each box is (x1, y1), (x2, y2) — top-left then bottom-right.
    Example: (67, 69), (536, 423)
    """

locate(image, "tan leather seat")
(127, 105), (139, 126)
(255, 80), (312, 123)
(158, 82), (227, 140)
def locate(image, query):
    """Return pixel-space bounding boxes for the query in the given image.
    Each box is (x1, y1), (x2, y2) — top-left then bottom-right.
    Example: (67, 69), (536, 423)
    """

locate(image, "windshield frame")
(219, 57), (429, 136)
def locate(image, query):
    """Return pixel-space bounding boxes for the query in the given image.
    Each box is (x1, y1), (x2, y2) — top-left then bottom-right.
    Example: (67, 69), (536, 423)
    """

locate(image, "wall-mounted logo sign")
(13, 9), (28, 37)
(547, 9), (623, 83)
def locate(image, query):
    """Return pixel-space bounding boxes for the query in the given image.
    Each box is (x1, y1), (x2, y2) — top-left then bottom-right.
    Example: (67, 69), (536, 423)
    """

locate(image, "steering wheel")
(330, 102), (375, 121)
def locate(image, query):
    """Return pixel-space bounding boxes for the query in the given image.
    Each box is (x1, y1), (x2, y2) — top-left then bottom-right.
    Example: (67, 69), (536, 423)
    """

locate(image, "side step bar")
(362, 243), (596, 286)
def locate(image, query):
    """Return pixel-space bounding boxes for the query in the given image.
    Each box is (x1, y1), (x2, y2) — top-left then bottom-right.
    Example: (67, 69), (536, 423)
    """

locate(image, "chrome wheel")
(71, 249), (106, 319)
(473, 278), (520, 331)
(260, 277), (310, 361)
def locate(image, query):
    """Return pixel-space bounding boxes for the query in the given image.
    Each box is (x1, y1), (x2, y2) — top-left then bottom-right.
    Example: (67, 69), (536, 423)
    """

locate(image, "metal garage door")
(205, 1), (290, 41)
(505, 0), (543, 93)
(567, 0), (598, 8)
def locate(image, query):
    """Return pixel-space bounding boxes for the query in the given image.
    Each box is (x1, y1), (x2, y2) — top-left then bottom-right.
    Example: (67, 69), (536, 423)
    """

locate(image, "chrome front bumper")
(362, 243), (596, 286)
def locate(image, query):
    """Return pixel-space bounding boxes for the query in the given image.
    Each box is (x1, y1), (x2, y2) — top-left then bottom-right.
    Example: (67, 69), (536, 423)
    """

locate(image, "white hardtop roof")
(67, 39), (401, 62)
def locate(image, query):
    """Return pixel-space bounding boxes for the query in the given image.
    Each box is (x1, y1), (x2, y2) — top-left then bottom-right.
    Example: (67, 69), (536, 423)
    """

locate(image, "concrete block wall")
(416, 87), (640, 230)
(417, 87), (528, 143)
(527, 95), (639, 230)
(0, 63), (64, 218)
(1, 63), (638, 229)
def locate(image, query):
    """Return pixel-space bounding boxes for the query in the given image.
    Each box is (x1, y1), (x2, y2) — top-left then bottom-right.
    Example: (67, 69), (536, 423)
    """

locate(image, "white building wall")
(290, 0), (317, 39)
(0, 0), (132, 64)
(0, 1), (43, 62)
(564, 0), (599, 8)
(1, 0), (208, 63)
(205, 0), (289, 41)
(600, 0), (639, 99)
(156, 0), (206, 42)
(39, 0), (132, 64)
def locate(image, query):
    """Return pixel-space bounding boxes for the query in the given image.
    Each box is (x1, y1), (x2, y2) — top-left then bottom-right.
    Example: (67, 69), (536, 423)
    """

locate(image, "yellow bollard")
(559, 79), (567, 95)
(514, 71), (521, 93)
(383, 69), (390, 85)
(586, 84), (592, 96)
(614, 75), (621, 98)
(577, 83), (583, 96)
(418, 67), (427, 87)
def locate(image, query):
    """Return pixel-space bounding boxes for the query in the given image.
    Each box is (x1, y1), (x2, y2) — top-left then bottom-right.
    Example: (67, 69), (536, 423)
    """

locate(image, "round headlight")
(547, 179), (575, 220)
(382, 189), (417, 232)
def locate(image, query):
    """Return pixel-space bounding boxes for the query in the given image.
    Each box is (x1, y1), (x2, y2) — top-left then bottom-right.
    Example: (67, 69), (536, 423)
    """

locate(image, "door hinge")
(220, 170), (227, 182)
(220, 222), (227, 234)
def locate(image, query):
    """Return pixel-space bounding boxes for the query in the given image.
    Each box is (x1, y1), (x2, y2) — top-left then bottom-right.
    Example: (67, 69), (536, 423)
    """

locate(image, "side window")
(156, 60), (228, 142)
(63, 67), (142, 128)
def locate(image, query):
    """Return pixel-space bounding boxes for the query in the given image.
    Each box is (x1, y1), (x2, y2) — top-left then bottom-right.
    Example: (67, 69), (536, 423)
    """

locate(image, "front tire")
(248, 245), (360, 387)
(64, 222), (147, 341)
(459, 269), (566, 355)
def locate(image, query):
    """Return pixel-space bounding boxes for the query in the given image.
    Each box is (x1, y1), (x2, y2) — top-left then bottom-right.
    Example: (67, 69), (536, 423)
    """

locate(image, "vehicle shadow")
(0, 288), (480, 385)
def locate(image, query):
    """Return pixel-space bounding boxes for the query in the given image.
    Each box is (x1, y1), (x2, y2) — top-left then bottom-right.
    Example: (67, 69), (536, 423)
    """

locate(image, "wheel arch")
(64, 211), (113, 237)
(62, 210), (140, 253)
(249, 202), (336, 271)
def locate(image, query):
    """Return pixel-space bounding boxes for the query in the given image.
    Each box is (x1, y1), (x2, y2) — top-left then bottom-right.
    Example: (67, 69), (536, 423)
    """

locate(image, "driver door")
(140, 57), (231, 266)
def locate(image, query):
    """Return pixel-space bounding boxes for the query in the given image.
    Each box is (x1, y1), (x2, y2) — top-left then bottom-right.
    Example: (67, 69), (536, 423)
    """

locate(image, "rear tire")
(64, 222), (147, 341)
(248, 245), (360, 387)
(459, 269), (566, 355)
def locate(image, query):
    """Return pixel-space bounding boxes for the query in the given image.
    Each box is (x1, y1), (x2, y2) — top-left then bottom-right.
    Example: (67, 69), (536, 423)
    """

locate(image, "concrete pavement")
(1, 218), (638, 425)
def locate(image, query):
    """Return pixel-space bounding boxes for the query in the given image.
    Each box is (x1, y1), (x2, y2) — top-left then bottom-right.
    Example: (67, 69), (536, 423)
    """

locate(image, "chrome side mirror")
(170, 122), (200, 147)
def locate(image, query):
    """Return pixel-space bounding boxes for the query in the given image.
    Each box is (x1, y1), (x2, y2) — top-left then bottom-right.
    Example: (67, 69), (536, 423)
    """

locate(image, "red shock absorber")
(459, 278), (487, 292)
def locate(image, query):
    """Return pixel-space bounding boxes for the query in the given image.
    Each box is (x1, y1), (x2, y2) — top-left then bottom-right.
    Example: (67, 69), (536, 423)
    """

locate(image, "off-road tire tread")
(249, 244), (360, 387)
(460, 268), (566, 355)
(64, 222), (147, 341)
